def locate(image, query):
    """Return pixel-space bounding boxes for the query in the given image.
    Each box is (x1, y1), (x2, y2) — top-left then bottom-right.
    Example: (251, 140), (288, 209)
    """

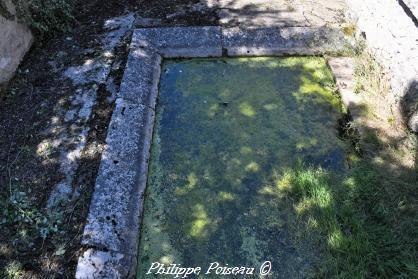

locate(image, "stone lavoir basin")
(137, 57), (349, 278)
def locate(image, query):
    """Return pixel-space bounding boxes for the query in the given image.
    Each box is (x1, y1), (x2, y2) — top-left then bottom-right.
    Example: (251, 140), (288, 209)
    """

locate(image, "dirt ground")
(0, 0), (218, 277)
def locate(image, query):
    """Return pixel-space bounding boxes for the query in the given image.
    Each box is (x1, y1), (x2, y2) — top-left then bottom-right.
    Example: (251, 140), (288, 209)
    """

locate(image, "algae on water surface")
(138, 57), (347, 278)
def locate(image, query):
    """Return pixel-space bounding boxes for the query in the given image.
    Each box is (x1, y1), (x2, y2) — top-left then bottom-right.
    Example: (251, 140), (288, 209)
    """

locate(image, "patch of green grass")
(354, 50), (388, 96)
(282, 159), (417, 278)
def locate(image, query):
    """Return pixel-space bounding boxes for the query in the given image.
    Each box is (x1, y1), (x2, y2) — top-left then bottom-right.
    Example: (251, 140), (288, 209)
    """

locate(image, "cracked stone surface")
(63, 15), (134, 86)
(102, 14), (136, 51)
(44, 86), (97, 208)
(64, 61), (111, 85)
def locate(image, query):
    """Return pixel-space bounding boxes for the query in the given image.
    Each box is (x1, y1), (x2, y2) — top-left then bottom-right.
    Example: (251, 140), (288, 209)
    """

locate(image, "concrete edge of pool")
(75, 26), (358, 278)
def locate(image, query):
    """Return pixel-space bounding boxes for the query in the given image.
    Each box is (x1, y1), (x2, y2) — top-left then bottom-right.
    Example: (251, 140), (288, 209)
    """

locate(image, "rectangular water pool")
(137, 57), (348, 278)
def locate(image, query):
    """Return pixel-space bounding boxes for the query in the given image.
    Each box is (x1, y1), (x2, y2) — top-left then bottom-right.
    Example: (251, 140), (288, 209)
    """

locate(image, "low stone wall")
(0, 0), (33, 86)
(346, 0), (418, 132)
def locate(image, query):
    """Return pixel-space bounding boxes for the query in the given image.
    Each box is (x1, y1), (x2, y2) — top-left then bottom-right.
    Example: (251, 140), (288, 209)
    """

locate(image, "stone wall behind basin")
(0, 0), (33, 86)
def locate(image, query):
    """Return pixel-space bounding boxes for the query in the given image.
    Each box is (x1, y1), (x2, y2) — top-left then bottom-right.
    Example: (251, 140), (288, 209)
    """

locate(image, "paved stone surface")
(118, 46), (161, 109)
(82, 98), (154, 255)
(217, 0), (346, 27)
(133, 26), (222, 57)
(76, 249), (136, 279)
(346, 0), (418, 132)
(64, 14), (135, 86)
(222, 26), (350, 56)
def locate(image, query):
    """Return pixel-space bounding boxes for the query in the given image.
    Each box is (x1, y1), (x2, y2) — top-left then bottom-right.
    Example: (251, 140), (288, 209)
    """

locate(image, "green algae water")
(138, 57), (348, 278)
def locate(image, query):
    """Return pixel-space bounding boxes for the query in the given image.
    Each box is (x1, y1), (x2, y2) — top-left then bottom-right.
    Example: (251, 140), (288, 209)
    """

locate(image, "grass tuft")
(282, 159), (417, 278)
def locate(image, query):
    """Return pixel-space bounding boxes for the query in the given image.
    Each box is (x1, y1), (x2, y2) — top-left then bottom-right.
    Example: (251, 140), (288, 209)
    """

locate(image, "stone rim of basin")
(75, 26), (356, 278)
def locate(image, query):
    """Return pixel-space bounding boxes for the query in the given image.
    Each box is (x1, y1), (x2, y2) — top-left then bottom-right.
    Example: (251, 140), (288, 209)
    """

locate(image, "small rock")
(166, 9), (187, 19)
(218, 8), (230, 18)
(408, 111), (418, 133)
(134, 17), (163, 27)
(191, 3), (206, 12)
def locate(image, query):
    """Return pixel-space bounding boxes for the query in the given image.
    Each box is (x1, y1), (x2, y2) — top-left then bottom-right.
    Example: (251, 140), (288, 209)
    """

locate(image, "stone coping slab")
(133, 26), (223, 58)
(81, 98), (154, 256)
(327, 57), (364, 125)
(76, 26), (355, 278)
(118, 47), (161, 109)
(222, 26), (349, 56)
